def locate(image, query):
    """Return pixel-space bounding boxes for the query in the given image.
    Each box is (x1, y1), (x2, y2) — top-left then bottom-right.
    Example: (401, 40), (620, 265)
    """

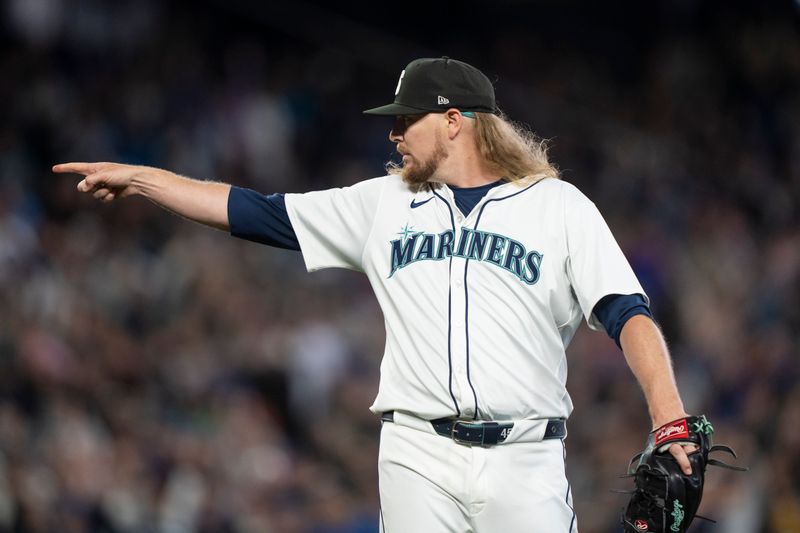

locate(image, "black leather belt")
(381, 411), (566, 446)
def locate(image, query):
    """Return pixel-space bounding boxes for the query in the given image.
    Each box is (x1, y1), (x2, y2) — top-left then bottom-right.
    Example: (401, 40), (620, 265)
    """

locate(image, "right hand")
(52, 162), (145, 203)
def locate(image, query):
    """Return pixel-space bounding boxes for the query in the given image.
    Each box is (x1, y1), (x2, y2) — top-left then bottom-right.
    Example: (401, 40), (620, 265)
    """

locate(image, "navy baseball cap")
(363, 56), (498, 116)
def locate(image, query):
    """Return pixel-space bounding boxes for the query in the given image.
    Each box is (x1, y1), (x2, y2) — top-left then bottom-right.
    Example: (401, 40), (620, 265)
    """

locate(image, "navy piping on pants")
(562, 440), (576, 532)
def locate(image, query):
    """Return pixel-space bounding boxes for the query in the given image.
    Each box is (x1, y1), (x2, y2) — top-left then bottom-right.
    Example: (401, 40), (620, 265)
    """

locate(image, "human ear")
(444, 109), (463, 139)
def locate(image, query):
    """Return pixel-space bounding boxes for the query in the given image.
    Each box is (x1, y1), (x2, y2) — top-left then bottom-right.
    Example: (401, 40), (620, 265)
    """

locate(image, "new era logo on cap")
(363, 56), (498, 116)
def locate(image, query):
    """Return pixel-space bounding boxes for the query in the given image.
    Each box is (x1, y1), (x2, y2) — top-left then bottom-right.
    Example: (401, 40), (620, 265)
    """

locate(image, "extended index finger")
(52, 162), (105, 175)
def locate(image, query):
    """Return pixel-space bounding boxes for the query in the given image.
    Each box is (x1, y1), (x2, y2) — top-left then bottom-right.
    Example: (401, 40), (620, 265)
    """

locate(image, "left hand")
(667, 442), (699, 475)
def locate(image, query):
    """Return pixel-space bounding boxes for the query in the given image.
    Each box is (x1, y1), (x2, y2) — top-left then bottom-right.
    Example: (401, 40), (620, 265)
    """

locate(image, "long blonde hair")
(386, 110), (559, 188)
(473, 111), (559, 185)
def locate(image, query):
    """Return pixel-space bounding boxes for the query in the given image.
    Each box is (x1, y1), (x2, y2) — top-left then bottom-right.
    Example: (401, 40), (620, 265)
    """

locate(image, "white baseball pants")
(378, 414), (578, 533)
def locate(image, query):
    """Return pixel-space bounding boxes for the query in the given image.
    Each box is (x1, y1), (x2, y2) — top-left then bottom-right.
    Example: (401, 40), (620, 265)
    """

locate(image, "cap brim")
(362, 102), (431, 116)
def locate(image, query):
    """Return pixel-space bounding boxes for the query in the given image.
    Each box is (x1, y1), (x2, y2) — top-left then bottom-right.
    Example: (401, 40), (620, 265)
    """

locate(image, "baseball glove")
(619, 415), (746, 532)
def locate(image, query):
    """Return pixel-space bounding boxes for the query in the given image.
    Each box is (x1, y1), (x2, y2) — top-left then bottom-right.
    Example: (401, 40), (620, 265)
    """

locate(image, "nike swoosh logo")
(410, 197), (434, 209)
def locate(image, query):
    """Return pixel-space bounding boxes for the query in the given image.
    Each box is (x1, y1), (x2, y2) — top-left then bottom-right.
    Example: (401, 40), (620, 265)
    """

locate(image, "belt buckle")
(450, 420), (488, 446)
(450, 421), (482, 446)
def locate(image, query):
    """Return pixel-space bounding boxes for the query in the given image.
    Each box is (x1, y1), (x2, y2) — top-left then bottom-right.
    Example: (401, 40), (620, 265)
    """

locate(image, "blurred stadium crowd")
(1, 0), (798, 531)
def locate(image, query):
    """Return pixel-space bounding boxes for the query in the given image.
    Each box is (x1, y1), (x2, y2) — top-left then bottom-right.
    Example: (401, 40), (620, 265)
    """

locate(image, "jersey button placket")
(450, 257), (472, 417)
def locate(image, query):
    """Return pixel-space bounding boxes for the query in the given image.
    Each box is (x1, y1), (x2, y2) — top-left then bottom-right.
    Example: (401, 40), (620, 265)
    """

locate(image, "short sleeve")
(563, 184), (648, 332)
(285, 176), (387, 272)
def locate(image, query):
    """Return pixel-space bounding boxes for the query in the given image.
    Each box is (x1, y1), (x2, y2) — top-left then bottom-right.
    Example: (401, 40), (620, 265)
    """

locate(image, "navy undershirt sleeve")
(228, 186), (300, 250)
(592, 293), (653, 348)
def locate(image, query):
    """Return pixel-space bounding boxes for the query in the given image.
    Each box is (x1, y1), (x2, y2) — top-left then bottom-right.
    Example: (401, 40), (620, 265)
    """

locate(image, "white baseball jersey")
(285, 175), (646, 422)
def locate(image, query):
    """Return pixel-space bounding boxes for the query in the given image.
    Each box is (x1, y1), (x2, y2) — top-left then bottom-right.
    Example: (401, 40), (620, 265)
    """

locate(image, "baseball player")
(54, 57), (697, 533)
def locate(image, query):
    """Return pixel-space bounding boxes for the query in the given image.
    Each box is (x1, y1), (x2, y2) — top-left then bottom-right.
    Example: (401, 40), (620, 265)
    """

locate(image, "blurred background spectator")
(0, 0), (797, 531)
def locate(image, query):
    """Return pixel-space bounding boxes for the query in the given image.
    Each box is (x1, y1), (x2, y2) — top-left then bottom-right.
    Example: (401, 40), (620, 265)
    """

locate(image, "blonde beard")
(400, 135), (448, 186)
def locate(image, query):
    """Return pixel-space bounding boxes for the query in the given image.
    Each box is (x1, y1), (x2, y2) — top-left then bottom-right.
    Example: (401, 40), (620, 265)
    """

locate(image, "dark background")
(1, 0), (798, 531)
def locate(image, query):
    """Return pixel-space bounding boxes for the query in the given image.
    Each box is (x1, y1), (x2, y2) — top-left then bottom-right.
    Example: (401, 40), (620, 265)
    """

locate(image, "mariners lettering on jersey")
(388, 225), (543, 284)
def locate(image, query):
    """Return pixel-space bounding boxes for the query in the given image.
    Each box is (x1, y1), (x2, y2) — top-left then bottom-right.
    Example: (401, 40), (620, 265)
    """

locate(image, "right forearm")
(132, 167), (231, 231)
(54, 161), (234, 231)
